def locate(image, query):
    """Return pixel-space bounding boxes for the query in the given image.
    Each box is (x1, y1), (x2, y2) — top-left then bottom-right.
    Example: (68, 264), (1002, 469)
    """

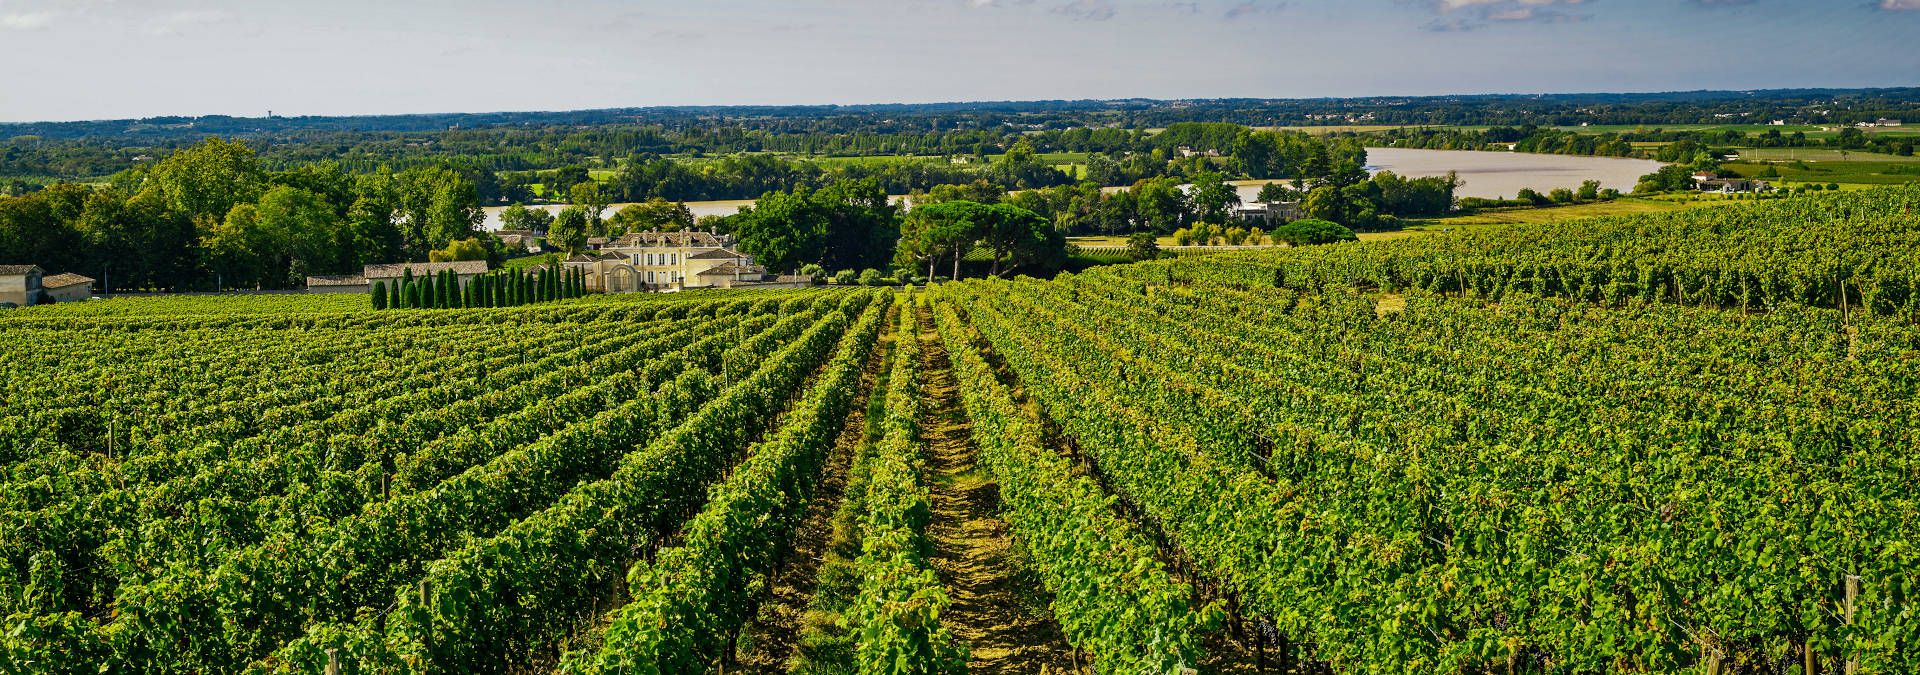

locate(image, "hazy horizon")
(2, 0), (1918, 123)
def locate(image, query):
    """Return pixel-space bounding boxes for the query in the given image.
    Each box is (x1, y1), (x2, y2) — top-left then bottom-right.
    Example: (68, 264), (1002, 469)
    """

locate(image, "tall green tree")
(148, 137), (265, 223)
(895, 200), (984, 281)
(396, 165), (484, 258)
(1187, 171), (1241, 223)
(606, 198), (694, 237)
(726, 186), (828, 273)
(255, 186), (342, 285)
(548, 206), (592, 256)
(570, 182), (609, 230)
(976, 203), (1064, 277)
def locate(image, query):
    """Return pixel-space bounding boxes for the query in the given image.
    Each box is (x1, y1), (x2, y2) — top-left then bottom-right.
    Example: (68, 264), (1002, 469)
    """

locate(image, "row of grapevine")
(1148, 184), (1920, 317)
(4, 299), (837, 672)
(94, 311), (725, 590)
(840, 296), (967, 674)
(0, 319), (600, 616)
(932, 300), (1218, 674)
(262, 292), (884, 673)
(941, 269), (1920, 673)
(555, 295), (890, 674)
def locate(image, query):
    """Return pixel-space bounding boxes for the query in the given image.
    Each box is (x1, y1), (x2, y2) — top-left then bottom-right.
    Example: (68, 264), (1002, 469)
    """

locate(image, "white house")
(1231, 201), (1304, 224)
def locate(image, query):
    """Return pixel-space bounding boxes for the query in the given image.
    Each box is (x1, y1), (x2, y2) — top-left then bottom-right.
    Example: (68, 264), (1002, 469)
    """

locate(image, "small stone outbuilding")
(0, 265), (44, 306)
(40, 273), (96, 303)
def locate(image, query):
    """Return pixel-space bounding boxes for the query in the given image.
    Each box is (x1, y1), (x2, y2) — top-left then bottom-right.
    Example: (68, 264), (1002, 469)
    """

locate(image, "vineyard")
(2, 186), (1918, 674)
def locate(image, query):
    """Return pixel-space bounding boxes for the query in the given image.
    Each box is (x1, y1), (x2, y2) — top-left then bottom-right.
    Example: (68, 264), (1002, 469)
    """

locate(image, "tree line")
(0, 138), (492, 292)
(0, 124), (1458, 291)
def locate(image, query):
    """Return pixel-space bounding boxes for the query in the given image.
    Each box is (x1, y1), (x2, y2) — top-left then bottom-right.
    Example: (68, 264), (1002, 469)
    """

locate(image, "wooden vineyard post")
(325, 648), (340, 675)
(1255, 616), (1266, 675)
(1845, 574), (1861, 675)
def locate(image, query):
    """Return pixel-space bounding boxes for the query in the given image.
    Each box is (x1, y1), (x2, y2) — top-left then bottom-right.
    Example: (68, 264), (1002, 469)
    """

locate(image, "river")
(1357, 147), (1665, 200)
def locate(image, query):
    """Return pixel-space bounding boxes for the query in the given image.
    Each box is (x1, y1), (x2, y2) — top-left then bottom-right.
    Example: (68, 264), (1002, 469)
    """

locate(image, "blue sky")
(0, 0), (1915, 122)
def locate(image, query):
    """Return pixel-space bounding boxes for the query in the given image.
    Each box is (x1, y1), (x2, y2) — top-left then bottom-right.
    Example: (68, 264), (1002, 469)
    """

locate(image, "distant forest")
(4, 88), (1919, 186)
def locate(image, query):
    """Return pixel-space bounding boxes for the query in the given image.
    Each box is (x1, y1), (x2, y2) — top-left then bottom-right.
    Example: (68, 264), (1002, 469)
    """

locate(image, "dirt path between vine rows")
(916, 304), (1077, 675)
(729, 313), (891, 674)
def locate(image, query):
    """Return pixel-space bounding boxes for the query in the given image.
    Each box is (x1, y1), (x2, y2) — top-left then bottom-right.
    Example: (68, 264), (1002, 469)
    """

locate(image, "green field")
(1725, 159), (1920, 185)
(1730, 147), (1920, 162)
(1402, 197), (1723, 231)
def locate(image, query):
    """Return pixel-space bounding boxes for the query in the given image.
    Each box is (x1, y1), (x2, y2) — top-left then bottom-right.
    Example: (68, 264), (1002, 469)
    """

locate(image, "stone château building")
(564, 229), (778, 292)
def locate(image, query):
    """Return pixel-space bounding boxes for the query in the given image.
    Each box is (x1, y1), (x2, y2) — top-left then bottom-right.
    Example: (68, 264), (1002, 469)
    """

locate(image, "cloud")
(1225, 0), (1286, 18)
(145, 9), (234, 36)
(1421, 0), (1591, 30)
(1691, 0), (1757, 6)
(0, 11), (54, 30)
(1052, 0), (1117, 21)
(1881, 0), (1920, 10)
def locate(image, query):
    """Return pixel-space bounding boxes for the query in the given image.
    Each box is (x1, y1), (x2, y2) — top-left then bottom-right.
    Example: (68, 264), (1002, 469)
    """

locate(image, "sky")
(0, 0), (1917, 122)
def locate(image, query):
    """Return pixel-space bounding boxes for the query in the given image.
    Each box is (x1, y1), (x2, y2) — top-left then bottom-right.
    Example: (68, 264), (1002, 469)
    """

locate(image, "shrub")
(833, 269), (857, 285)
(1272, 219), (1358, 246)
(1126, 232), (1161, 262)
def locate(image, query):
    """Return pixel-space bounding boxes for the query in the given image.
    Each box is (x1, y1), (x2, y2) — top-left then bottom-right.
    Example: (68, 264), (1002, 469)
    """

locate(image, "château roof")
(687, 248), (749, 260)
(0, 265), (43, 276)
(306, 275), (368, 287)
(608, 230), (726, 249)
(697, 262), (767, 277)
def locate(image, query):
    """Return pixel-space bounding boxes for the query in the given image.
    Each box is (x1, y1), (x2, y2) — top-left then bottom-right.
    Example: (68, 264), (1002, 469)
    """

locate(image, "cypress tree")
(372, 281), (388, 310)
(446, 270), (463, 308)
(410, 280), (424, 309)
